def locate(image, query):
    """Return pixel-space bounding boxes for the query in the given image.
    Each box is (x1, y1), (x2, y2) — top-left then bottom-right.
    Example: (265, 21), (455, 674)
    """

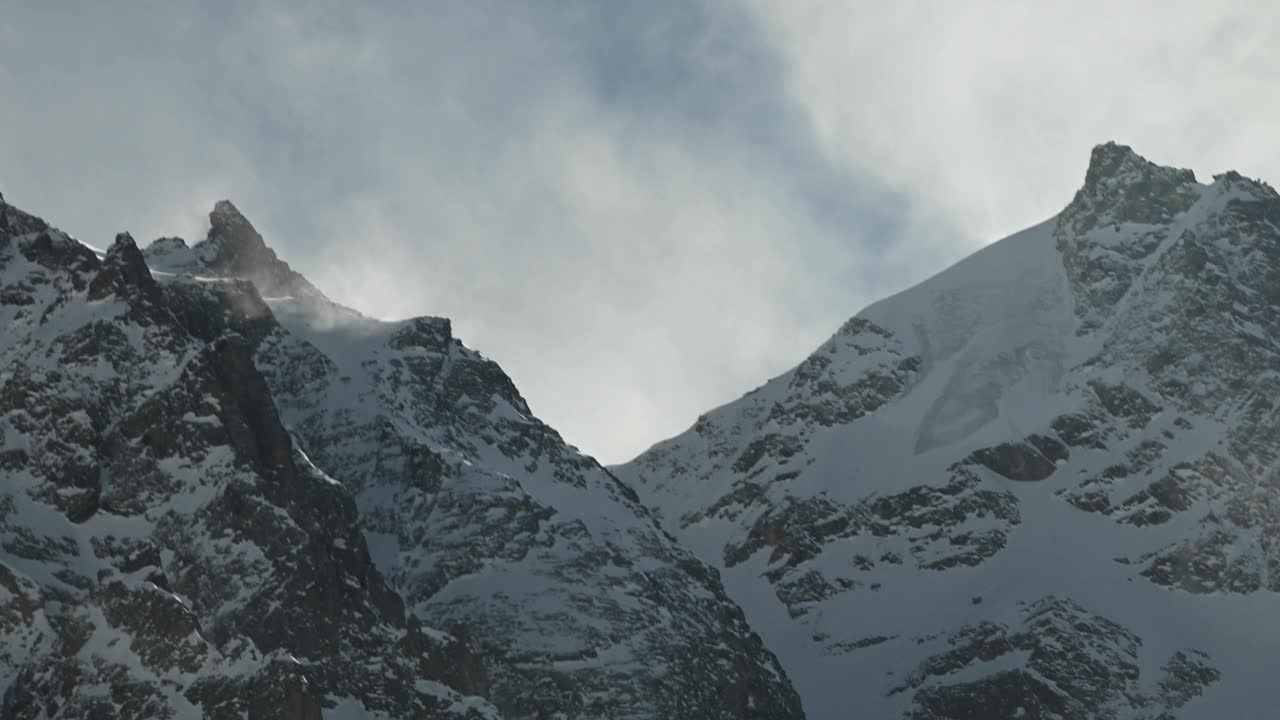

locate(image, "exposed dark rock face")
(967, 434), (1068, 482)
(719, 464), (1019, 616)
(0, 196), (499, 718)
(200, 200), (326, 301)
(1051, 164), (1280, 588)
(1057, 143), (1203, 334)
(894, 598), (1218, 720)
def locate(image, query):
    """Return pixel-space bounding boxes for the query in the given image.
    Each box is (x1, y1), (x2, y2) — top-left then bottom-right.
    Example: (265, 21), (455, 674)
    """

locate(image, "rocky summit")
(615, 143), (1280, 719)
(3, 141), (1278, 720)
(0, 197), (802, 718)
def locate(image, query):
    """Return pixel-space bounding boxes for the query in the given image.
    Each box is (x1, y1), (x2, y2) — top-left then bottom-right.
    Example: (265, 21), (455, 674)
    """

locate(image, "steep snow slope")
(616, 144), (1280, 719)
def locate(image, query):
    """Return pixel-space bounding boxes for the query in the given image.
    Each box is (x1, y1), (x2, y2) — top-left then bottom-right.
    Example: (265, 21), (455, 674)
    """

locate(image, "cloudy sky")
(2, 1), (1277, 463)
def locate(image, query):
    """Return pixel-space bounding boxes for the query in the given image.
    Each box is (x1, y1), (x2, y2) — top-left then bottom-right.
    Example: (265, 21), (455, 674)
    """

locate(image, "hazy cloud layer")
(748, 1), (1280, 241)
(3, 2), (1275, 462)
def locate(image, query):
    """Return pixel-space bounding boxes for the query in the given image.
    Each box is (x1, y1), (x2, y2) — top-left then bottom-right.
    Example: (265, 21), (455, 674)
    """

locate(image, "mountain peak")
(1060, 142), (1201, 234)
(1082, 141), (1197, 191)
(618, 143), (1279, 718)
(199, 199), (325, 301)
(206, 199), (268, 255)
(208, 199), (258, 245)
(211, 198), (248, 222)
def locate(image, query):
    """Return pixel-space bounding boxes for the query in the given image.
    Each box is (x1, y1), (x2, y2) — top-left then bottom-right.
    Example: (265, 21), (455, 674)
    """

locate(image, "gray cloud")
(5, 2), (1270, 463)
(1, 1), (924, 463)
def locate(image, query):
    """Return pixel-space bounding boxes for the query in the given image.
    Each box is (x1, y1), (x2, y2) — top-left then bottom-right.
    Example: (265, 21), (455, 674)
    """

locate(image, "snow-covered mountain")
(0, 195), (803, 718)
(615, 143), (1280, 719)
(6, 141), (1277, 720)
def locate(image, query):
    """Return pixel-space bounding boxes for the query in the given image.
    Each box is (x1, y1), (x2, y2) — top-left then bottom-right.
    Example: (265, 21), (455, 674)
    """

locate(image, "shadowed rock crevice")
(968, 434), (1068, 482)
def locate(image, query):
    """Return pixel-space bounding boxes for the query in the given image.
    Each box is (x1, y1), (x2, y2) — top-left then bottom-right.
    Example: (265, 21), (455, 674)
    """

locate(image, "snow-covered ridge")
(143, 200), (327, 304)
(0, 192), (805, 718)
(615, 142), (1280, 719)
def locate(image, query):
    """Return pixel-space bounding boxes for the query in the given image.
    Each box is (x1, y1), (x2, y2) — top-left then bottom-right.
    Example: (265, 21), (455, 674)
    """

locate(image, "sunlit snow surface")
(616, 157), (1280, 718)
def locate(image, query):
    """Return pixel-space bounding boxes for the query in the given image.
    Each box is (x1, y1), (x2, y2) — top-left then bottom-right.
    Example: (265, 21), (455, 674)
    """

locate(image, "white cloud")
(748, 1), (1280, 245)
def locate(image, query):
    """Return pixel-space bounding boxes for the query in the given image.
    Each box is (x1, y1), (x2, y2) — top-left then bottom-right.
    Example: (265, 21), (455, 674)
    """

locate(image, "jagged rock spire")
(1060, 141), (1201, 234)
(88, 232), (159, 302)
(1082, 141), (1195, 190)
(200, 200), (326, 301)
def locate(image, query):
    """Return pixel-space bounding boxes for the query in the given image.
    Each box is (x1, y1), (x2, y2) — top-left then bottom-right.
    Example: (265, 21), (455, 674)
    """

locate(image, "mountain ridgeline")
(3, 142), (1279, 719)
(0, 196), (802, 718)
(615, 143), (1280, 719)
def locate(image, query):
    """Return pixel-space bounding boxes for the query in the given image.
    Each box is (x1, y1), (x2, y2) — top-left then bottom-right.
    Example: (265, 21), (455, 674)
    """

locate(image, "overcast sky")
(2, 2), (1277, 463)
